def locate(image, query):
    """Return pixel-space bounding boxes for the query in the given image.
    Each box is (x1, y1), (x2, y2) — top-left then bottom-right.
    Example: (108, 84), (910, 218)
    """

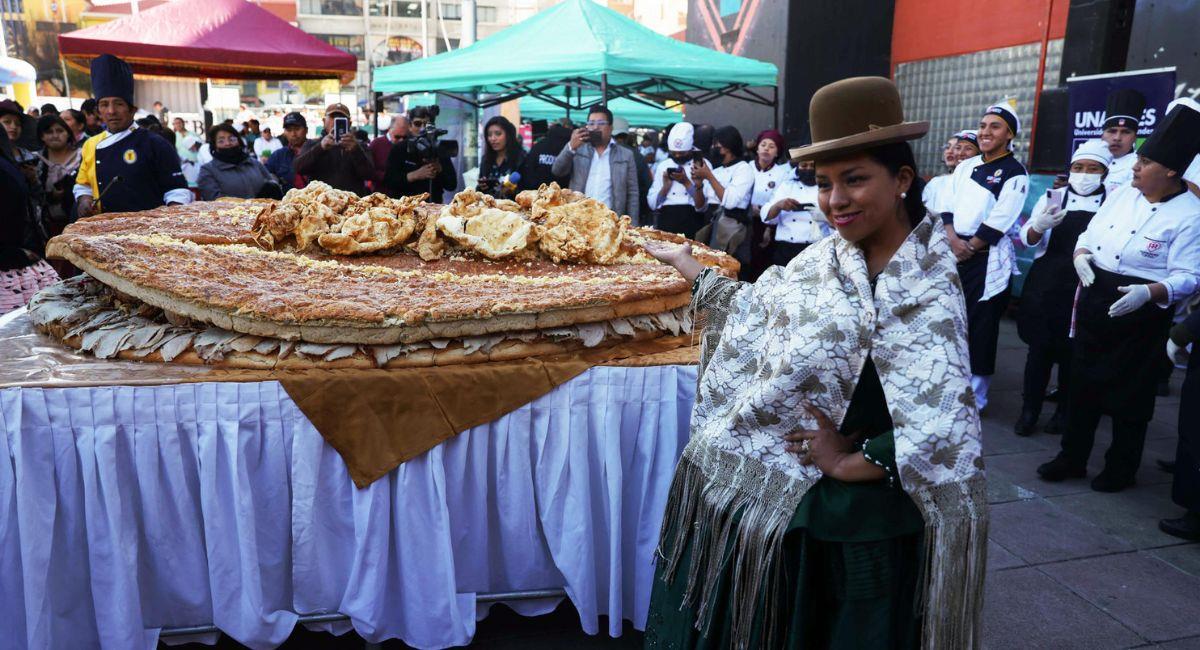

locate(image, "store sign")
(1066, 68), (1176, 152)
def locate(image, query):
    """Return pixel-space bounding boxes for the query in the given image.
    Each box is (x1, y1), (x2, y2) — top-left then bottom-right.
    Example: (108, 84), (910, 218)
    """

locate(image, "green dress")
(645, 358), (926, 649)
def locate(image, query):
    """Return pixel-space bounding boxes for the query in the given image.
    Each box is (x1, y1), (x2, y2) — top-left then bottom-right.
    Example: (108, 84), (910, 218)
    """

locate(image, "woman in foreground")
(643, 77), (988, 649)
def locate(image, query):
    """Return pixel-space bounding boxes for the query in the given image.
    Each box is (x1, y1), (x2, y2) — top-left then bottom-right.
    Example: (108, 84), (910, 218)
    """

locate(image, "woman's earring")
(900, 192), (907, 199)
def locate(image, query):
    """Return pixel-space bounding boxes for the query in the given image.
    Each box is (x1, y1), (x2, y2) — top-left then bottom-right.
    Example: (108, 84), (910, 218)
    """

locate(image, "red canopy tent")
(58, 0), (357, 83)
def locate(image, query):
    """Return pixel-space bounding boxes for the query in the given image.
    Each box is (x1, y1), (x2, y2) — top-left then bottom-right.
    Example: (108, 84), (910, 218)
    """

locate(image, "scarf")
(659, 215), (988, 649)
(213, 146), (248, 165)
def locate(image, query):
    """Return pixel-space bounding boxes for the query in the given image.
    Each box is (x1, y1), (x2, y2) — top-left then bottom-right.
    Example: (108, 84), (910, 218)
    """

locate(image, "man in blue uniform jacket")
(74, 54), (191, 217)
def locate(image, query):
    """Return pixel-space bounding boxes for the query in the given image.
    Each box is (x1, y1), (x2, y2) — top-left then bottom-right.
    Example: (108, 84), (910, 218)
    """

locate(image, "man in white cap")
(646, 122), (707, 238)
(940, 101), (1029, 412)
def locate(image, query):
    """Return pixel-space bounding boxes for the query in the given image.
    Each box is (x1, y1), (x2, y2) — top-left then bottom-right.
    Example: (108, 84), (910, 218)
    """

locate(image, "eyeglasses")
(586, 120), (609, 127)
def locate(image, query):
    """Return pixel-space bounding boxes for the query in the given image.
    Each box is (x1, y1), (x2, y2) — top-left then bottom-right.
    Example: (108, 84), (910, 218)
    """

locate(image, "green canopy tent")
(372, 0), (778, 124)
(519, 95), (679, 127)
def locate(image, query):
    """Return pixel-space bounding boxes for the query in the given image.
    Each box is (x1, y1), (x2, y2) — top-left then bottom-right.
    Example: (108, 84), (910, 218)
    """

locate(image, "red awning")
(59, 0), (357, 83)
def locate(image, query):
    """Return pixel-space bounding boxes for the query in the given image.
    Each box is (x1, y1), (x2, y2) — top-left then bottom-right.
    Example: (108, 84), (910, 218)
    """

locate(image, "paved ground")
(175, 319), (1200, 650)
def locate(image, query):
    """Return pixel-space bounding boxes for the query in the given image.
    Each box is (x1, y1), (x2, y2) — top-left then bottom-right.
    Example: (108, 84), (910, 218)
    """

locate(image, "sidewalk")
(452, 319), (1200, 649)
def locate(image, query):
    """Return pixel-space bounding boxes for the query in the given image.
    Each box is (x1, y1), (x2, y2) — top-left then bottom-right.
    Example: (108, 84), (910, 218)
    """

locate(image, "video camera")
(406, 105), (458, 162)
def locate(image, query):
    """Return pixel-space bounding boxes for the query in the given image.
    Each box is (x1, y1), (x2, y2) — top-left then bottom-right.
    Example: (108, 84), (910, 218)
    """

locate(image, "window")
(437, 4), (495, 21)
(299, 0), (363, 16)
(385, 36), (423, 64)
(315, 34), (366, 58)
(370, 1), (421, 17)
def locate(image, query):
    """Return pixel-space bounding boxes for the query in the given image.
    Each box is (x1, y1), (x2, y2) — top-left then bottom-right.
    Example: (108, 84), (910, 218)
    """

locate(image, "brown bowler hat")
(791, 77), (928, 162)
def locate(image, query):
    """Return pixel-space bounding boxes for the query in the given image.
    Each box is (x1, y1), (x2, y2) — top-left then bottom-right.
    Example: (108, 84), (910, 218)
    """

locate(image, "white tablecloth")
(0, 365), (697, 650)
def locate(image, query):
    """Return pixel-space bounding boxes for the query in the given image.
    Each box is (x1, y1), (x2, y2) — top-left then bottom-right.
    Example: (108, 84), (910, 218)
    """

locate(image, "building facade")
(296, 0), (541, 103)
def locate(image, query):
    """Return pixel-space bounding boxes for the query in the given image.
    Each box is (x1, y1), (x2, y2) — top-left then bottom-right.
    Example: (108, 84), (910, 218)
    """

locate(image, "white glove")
(1073, 253), (1095, 287)
(1109, 284), (1152, 317)
(1029, 205), (1065, 233)
(1167, 339), (1190, 367)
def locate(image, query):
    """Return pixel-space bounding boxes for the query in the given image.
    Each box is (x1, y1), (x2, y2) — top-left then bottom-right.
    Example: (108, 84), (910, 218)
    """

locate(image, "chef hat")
(983, 101), (1020, 138)
(90, 54), (135, 106)
(1103, 88), (1146, 130)
(1071, 139), (1113, 168)
(667, 122), (696, 152)
(954, 129), (979, 147)
(1138, 99), (1200, 174)
(1166, 98), (1200, 185)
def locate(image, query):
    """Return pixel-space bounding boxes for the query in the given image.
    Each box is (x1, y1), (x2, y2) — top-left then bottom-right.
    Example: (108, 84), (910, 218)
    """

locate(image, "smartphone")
(333, 116), (350, 140)
(1046, 187), (1066, 207)
(668, 167), (686, 179)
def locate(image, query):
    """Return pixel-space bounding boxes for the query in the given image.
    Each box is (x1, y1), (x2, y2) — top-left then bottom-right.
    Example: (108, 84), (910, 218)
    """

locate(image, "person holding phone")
(292, 103), (373, 195)
(760, 150), (828, 268)
(1038, 102), (1200, 493)
(551, 106), (640, 221)
(646, 122), (707, 238)
(1013, 139), (1111, 436)
(692, 125), (756, 262)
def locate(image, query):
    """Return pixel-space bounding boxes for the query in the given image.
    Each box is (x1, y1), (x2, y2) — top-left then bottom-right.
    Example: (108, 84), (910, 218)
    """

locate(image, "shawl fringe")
(911, 474), (990, 650)
(656, 443), (814, 650)
(656, 447), (989, 650)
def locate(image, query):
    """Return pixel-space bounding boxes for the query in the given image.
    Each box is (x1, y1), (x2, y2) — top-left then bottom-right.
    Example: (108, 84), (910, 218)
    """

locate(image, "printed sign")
(1066, 68), (1176, 153)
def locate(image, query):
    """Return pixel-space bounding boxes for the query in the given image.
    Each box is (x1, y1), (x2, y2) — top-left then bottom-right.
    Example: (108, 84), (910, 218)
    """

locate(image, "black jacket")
(383, 143), (458, 201)
(518, 126), (571, 191)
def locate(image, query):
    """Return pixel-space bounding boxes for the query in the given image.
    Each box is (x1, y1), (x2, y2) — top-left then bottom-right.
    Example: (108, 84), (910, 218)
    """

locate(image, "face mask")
(1069, 172), (1102, 195)
(796, 168), (816, 186)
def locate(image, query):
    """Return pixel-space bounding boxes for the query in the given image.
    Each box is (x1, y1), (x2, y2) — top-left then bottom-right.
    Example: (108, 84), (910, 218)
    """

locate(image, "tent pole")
(773, 85), (778, 130)
(601, 73), (608, 107)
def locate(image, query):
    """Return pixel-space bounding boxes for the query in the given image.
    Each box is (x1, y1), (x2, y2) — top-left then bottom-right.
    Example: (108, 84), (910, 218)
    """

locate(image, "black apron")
(958, 240), (1010, 376)
(1017, 206), (1096, 350)
(657, 204), (705, 241)
(1071, 267), (1173, 422)
(1174, 351), (1200, 511)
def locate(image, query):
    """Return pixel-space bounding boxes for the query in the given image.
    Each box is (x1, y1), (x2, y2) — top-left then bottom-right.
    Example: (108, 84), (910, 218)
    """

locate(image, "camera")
(406, 105), (458, 162)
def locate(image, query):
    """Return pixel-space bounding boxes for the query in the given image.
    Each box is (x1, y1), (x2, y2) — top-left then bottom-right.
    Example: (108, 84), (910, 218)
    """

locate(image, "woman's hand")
(644, 241), (707, 283)
(784, 403), (856, 479)
(644, 241), (693, 267)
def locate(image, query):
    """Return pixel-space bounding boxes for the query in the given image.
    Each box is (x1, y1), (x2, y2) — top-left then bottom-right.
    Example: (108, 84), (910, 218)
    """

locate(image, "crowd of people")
(3, 55), (1198, 553)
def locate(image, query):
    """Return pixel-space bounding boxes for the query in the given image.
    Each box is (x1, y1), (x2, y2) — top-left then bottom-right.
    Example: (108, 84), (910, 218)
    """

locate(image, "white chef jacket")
(1018, 189), (1105, 260)
(943, 152), (1029, 301)
(702, 159), (755, 211)
(1104, 151), (1137, 195)
(760, 176), (828, 244)
(751, 162), (792, 209)
(647, 158), (705, 211)
(1076, 184), (1200, 306)
(922, 173), (953, 217)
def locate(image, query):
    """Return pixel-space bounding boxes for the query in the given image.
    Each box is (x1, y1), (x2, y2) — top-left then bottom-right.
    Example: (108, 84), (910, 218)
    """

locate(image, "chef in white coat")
(922, 131), (961, 216)
(760, 148), (828, 267)
(1101, 88), (1146, 194)
(1014, 139), (1112, 437)
(939, 103), (1029, 412)
(1039, 101), (1200, 493)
